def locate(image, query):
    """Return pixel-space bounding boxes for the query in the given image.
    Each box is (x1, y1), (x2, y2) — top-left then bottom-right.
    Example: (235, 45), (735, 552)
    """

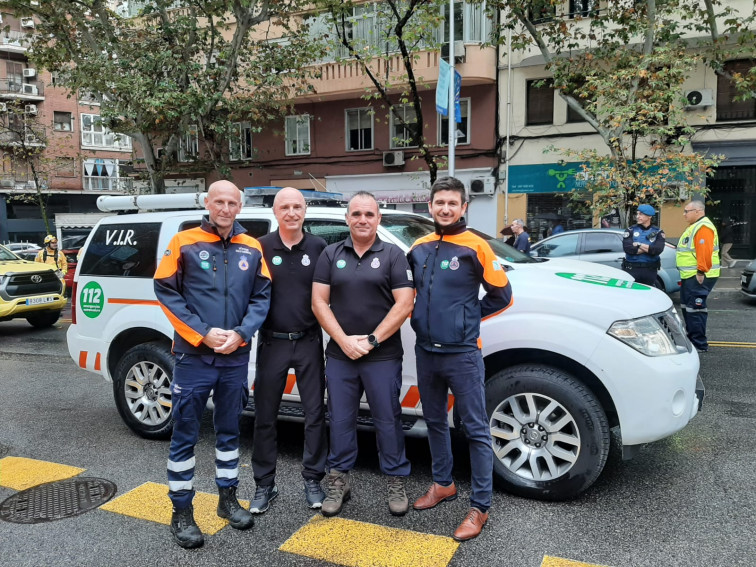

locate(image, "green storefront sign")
(508, 163), (587, 194)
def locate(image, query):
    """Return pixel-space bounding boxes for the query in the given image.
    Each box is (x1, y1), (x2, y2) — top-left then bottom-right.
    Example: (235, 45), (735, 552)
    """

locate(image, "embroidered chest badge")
(449, 256), (460, 270)
(199, 250), (210, 260)
(371, 257), (381, 269)
(238, 257), (249, 271)
(302, 254), (311, 266)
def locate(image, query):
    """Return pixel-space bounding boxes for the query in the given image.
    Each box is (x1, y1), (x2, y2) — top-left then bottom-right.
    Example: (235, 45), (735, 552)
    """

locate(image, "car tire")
(26, 310), (62, 328)
(113, 341), (175, 440)
(486, 364), (610, 501)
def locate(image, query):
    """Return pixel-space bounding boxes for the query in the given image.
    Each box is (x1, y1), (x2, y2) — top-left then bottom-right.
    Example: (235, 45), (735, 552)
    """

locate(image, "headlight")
(608, 312), (686, 356)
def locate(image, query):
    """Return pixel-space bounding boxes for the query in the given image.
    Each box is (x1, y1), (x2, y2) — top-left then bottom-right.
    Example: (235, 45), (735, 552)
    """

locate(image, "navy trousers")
(167, 354), (249, 510)
(325, 356), (410, 477)
(622, 262), (659, 286)
(252, 333), (326, 486)
(680, 275), (717, 351)
(415, 347), (493, 512)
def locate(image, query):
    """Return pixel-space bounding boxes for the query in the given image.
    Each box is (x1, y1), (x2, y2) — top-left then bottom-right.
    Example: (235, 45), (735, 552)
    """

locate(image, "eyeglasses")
(682, 209), (698, 214)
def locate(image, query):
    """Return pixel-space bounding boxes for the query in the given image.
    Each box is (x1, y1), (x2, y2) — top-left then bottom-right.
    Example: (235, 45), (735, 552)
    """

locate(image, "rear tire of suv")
(486, 364), (610, 501)
(26, 310), (62, 328)
(113, 342), (175, 440)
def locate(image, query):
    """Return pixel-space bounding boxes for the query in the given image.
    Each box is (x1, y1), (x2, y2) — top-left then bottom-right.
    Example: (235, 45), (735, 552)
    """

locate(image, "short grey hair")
(512, 218), (525, 228)
(688, 199), (705, 212)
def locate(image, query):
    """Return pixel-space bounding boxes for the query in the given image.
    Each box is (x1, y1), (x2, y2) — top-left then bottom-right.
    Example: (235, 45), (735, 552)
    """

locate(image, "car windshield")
(380, 214), (536, 264)
(0, 245), (20, 261)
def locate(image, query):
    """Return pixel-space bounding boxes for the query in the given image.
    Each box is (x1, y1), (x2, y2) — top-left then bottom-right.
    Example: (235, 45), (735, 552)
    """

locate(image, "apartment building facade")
(496, 0), (756, 258)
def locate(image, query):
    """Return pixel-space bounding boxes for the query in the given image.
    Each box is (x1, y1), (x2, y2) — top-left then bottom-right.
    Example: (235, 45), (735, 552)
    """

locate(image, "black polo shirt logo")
(302, 254), (311, 266)
(272, 255), (283, 265)
(336, 259), (347, 269)
(371, 257), (381, 269)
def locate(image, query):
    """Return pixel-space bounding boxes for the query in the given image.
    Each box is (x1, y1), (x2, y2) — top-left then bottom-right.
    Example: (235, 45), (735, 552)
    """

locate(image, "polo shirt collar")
(271, 229), (306, 251)
(344, 234), (384, 252)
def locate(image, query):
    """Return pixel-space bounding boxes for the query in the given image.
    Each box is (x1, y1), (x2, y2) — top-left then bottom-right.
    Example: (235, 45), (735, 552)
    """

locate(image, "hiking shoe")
(217, 486), (254, 530)
(304, 479), (326, 509)
(249, 484), (278, 514)
(387, 476), (409, 516)
(321, 470), (351, 517)
(170, 505), (204, 549)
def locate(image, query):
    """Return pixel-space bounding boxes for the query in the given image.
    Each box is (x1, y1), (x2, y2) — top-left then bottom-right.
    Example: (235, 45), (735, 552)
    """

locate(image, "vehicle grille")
(742, 271), (753, 291)
(5, 271), (63, 297)
(655, 308), (692, 352)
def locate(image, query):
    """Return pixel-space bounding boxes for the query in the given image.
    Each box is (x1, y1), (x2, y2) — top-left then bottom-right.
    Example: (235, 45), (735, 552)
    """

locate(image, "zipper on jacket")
(425, 235), (443, 346)
(222, 238), (230, 329)
(212, 254), (217, 290)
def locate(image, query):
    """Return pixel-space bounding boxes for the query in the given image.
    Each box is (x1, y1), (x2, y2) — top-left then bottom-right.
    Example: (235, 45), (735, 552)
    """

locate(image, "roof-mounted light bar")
(97, 192), (207, 212)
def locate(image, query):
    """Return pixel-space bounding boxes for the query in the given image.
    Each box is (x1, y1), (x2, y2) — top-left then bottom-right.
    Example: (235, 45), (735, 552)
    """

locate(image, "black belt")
(261, 329), (313, 341)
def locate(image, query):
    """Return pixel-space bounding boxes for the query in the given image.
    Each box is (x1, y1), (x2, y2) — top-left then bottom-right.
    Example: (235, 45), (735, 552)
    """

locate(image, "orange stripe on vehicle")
(284, 373), (297, 395)
(401, 386), (421, 408)
(108, 298), (161, 306)
(94, 352), (101, 371)
(447, 394), (455, 413)
(79, 351), (87, 369)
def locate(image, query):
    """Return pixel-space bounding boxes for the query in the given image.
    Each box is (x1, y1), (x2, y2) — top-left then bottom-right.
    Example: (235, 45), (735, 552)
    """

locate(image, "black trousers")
(252, 332), (327, 486)
(622, 262), (659, 287)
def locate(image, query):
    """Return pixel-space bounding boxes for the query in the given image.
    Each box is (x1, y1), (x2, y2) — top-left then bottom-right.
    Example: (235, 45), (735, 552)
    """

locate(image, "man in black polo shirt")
(312, 191), (415, 518)
(250, 187), (328, 514)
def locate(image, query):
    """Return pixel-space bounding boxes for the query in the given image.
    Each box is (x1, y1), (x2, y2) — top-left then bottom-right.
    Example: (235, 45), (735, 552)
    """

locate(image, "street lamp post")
(448, 0), (456, 177)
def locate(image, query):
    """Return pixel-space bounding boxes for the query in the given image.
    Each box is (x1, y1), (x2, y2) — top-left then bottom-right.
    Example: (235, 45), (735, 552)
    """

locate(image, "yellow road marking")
(280, 515), (459, 567)
(708, 341), (756, 348)
(100, 481), (249, 535)
(0, 456), (85, 490)
(542, 556), (610, 567)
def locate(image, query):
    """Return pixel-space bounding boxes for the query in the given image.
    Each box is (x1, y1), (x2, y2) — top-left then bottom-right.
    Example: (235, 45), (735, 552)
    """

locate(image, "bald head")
(273, 187), (306, 238)
(205, 180), (242, 238)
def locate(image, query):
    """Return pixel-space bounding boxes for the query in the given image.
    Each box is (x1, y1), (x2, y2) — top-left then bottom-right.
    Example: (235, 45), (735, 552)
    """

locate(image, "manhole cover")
(0, 477), (117, 524)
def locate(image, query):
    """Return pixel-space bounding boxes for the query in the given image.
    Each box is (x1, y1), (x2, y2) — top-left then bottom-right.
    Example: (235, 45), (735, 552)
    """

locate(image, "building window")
(569, 0), (598, 18)
(285, 115), (311, 156)
(81, 114), (131, 149)
(526, 79), (554, 126)
(345, 108), (374, 151)
(6, 62), (23, 92)
(78, 90), (101, 106)
(53, 112), (73, 132)
(55, 157), (76, 177)
(438, 98), (470, 145)
(229, 122), (253, 161)
(83, 158), (120, 191)
(529, 0), (556, 23)
(390, 104), (419, 149)
(178, 125), (199, 162)
(716, 60), (756, 121)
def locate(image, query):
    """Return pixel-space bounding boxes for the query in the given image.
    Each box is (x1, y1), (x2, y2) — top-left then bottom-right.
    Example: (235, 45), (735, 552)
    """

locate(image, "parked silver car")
(530, 228), (681, 293)
(741, 259), (756, 299)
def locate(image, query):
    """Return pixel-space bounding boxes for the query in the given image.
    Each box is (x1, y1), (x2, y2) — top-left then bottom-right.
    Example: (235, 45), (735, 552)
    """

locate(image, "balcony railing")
(83, 177), (134, 192)
(0, 31), (31, 50)
(0, 78), (44, 97)
(0, 126), (46, 147)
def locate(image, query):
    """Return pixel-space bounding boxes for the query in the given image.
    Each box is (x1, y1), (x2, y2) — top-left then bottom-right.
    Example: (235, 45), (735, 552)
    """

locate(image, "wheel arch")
(108, 327), (171, 379)
(483, 348), (619, 429)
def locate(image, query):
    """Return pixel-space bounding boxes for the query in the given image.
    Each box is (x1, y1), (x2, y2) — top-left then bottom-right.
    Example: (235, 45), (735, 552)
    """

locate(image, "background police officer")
(312, 191), (414, 518)
(622, 204), (666, 287)
(676, 200), (720, 352)
(250, 188), (328, 514)
(154, 181), (271, 549)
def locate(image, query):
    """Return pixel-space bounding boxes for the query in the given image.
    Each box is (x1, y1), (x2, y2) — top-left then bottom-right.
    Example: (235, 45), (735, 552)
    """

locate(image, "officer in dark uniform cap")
(250, 187), (328, 514)
(622, 204), (666, 287)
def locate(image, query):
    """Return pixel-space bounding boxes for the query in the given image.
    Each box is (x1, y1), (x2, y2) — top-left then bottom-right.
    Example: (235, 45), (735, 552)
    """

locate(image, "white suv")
(67, 193), (704, 501)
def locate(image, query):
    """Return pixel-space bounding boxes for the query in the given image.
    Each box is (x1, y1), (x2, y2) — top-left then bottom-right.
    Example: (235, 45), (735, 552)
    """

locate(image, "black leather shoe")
(170, 505), (204, 549)
(217, 486), (255, 530)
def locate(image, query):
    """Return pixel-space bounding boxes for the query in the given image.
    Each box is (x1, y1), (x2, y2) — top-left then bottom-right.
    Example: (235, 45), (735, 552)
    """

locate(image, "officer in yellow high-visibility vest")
(676, 200), (720, 353)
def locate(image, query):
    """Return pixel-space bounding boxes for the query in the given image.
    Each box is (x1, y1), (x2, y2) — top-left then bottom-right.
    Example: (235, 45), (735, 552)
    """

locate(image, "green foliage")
(489, 0), (756, 227)
(5, 0), (320, 192)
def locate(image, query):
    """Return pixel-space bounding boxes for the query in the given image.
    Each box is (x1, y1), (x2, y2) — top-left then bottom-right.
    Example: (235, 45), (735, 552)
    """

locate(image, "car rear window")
(79, 222), (161, 278)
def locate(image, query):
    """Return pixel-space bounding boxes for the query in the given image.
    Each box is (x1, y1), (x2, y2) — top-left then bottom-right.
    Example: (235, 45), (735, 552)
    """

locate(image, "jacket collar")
(434, 219), (467, 237)
(200, 216), (246, 240)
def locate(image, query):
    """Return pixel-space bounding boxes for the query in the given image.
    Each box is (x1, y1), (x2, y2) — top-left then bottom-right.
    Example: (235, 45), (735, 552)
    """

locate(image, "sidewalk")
(712, 259), (747, 294)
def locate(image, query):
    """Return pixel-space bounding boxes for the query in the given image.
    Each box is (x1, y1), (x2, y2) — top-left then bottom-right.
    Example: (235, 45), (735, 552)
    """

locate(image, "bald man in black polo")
(250, 188), (328, 514)
(312, 191), (415, 518)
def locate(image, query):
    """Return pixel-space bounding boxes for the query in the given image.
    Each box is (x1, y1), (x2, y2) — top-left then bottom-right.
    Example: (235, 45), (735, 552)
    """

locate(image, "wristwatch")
(368, 334), (380, 348)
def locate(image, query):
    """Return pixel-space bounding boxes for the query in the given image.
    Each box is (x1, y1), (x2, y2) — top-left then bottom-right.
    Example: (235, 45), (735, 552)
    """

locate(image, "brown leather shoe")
(413, 482), (457, 510)
(453, 507), (488, 542)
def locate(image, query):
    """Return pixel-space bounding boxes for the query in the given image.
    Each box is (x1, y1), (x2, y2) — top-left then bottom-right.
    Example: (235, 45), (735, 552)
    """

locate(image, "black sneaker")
(304, 479), (326, 509)
(249, 484), (278, 514)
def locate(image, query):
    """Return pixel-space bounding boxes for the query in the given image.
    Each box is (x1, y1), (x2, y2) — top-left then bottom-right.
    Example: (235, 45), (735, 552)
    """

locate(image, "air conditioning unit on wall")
(685, 89), (714, 109)
(383, 150), (405, 167)
(22, 84), (38, 95)
(470, 176), (495, 195)
(23, 68), (36, 78)
(25, 104), (37, 115)
(20, 18), (35, 28)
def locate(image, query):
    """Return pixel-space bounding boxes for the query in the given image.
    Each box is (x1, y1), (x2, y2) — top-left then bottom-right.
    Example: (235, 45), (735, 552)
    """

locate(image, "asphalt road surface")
(0, 290), (754, 567)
